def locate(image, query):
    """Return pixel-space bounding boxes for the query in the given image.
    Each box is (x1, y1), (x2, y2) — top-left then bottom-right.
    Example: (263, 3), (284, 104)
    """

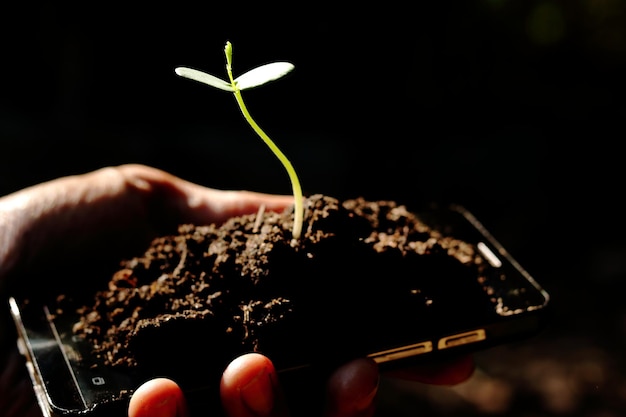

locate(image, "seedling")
(175, 41), (303, 241)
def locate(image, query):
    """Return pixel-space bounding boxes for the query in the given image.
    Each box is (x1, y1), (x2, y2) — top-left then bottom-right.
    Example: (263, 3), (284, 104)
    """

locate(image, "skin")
(0, 164), (474, 417)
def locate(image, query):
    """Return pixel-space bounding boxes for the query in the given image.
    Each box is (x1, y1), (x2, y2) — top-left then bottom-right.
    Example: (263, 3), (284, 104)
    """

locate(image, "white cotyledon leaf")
(174, 67), (234, 92)
(233, 62), (295, 90)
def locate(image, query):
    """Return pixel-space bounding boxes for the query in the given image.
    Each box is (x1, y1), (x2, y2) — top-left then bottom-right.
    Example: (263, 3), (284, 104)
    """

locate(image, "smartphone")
(8, 204), (550, 417)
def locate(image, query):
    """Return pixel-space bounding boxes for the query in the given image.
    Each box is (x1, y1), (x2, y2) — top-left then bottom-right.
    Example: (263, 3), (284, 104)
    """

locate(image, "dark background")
(2, 2), (626, 415)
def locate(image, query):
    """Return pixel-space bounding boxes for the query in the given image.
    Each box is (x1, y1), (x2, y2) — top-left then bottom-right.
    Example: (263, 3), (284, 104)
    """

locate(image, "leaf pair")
(175, 62), (294, 92)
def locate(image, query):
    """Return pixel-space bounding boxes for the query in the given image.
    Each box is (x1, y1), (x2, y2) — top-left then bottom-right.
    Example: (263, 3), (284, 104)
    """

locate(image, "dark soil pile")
(65, 194), (494, 386)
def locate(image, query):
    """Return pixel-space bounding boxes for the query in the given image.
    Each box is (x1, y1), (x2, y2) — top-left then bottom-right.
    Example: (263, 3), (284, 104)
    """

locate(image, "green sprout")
(175, 41), (303, 241)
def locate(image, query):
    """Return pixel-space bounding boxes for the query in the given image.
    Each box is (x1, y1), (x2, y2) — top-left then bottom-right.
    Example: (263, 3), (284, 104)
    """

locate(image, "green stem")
(225, 56), (303, 241)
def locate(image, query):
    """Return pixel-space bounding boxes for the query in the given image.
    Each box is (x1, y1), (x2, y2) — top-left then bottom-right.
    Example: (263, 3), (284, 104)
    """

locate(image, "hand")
(0, 164), (474, 417)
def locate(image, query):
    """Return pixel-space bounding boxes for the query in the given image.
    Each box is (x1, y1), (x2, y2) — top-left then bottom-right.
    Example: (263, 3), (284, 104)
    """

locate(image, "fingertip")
(128, 378), (188, 417)
(221, 352), (275, 389)
(325, 358), (380, 417)
(221, 353), (284, 417)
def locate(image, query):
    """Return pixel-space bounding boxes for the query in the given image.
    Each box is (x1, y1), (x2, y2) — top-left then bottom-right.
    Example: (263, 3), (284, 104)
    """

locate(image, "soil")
(52, 194), (510, 413)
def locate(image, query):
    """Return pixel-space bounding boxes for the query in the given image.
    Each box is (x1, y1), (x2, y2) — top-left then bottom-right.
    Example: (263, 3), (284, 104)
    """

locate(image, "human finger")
(220, 353), (288, 417)
(323, 358), (379, 417)
(112, 164), (294, 227)
(128, 378), (189, 417)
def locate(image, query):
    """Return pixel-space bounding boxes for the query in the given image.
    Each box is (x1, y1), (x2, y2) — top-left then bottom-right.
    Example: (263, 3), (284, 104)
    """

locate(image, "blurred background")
(1, 1), (626, 415)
